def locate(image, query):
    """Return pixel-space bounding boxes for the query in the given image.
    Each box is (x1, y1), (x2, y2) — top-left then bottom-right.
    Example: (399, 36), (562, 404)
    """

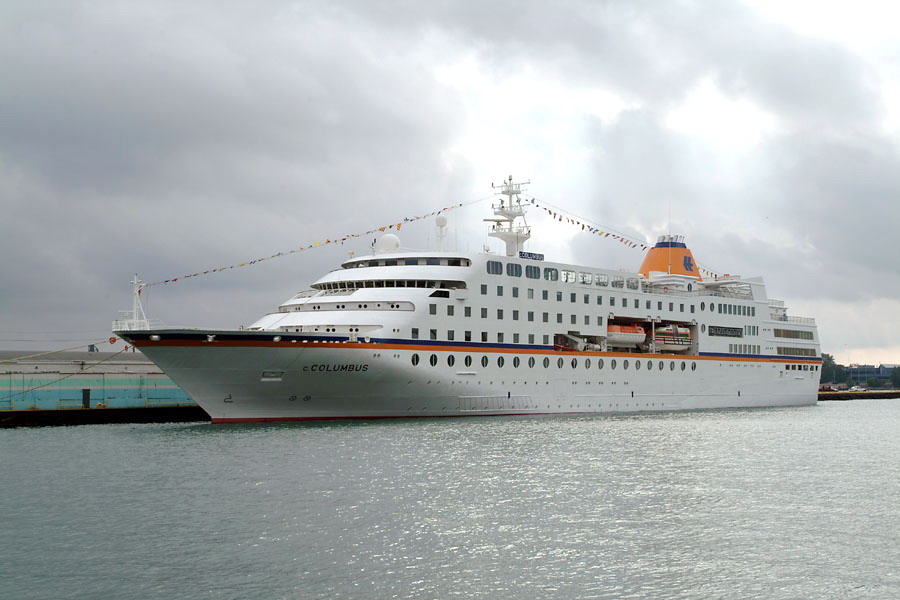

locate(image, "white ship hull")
(125, 331), (819, 423)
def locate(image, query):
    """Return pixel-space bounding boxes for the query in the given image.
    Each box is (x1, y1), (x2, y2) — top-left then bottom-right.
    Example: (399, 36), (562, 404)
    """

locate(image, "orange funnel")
(638, 235), (702, 281)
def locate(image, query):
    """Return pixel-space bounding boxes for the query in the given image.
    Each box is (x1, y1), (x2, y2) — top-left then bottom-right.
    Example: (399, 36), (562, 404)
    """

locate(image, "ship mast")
(486, 175), (531, 256)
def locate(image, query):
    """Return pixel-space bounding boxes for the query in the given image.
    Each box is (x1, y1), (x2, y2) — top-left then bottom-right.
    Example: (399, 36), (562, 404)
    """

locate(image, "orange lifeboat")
(654, 324), (692, 351)
(606, 324), (646, 347)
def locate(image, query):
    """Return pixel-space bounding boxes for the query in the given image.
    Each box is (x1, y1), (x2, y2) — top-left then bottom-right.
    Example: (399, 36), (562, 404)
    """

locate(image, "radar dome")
(435, 215), (448, 228)
(374, 233), (401, 253)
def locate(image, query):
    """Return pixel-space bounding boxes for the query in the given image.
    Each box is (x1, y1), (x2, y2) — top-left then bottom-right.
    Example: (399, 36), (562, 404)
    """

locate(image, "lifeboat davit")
(606, 324), (646, 347)
(654, 324), (692, 351)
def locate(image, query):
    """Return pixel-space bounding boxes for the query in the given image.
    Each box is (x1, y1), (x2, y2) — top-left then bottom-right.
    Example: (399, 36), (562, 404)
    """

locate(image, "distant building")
(845, 364), (898, 381)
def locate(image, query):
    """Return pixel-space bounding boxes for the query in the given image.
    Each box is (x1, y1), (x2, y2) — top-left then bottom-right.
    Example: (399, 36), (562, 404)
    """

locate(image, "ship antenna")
(487, 175), (531, 256)
(112, 275), (150, 331)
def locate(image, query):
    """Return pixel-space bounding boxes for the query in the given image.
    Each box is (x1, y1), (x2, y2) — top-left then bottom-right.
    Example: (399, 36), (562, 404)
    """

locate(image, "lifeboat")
(606, 324), (646, 347)
(654, 324), (692, 351)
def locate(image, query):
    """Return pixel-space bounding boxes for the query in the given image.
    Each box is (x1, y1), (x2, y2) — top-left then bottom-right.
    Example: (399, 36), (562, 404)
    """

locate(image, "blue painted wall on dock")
(0, 373), (194, 411)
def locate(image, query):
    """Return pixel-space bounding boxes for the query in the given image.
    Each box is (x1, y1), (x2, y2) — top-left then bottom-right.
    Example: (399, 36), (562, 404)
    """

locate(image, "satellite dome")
(374, 233), (401, 253)
(436, 215), (448, 228)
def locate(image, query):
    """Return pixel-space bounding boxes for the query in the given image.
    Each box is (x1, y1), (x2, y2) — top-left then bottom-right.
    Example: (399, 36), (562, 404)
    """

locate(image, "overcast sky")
(2, 0), (899, 364)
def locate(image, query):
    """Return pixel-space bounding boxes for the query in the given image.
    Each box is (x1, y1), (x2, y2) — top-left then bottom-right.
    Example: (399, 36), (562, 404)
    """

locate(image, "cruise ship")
(114, 178), (821, 423)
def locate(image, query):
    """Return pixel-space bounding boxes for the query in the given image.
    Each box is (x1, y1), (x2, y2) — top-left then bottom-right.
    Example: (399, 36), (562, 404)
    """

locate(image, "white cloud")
(665, 77), (779, 149)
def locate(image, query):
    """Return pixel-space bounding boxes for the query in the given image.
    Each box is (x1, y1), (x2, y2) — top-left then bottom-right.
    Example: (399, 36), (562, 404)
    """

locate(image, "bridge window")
(487, 261), (502, 275)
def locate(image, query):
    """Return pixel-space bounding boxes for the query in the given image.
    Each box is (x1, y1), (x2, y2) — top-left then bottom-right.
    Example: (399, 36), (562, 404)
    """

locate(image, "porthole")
(658, 360), (664, 370)
(701, 324), (706, 333)
(430, 354), (438, 367)
(623, 360), (629, 370)
(464, 355), (472, 367)
(635, 360), (641, 371)
(571, 358), (578, 369)
(598, 359), (604, 369)
(448, 355), (455, 367)
(681, 361), (686, 371)
(411, 354), (420, 366)
(481, 356), (489, 368)
(670, 361), (675, 371)
(497, 356), (505, 368)
(528, 357), (535, 368)
(701, 302), (705, 311)
(543, 357), (550, 368)
(647, 360), (653, 370)
(513, 356), (520, 368)
(611, 359), (617, 370)
(709, 303), (715, 312)
(585, 359), (591, 369)
(691, 362), (697, 371)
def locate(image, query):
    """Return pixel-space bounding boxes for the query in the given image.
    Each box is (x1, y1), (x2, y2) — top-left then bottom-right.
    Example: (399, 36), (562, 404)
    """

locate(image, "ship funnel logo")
(683, 256), (694, 272)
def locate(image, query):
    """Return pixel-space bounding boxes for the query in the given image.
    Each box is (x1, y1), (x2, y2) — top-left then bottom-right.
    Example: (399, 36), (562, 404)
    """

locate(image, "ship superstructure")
(115, 178), (821, 423)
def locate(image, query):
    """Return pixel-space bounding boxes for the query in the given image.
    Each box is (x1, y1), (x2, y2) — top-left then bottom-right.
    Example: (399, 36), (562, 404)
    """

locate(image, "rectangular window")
(690, 305), (695, 313)
(669, 302), (674, 311)
(528, 334), (535, 344)
(584, 294), (589, 304)
(626, 278), (639, 290)
(430, 329), (437, 340)
(464, 306), (471, 317)
(411, 328), (419, 339)
(480, 284), (487, 295)
(612, 276), (624, 288)
(404, 258), (418, 265)
(512, 310), (519, 321)
(528, 311), (534, 321)
(487, 261), (502, 275)
(543, 312), (549, 323)
(634, 299), (639, 309)
(497, 309), (504, 320)
(584, 315), (590, 325)
(679, 303), (684, 312)
(447, 330), (455, 341)
(596, 274), (609, 287)
(561, 270), (576, 283)
(497, 332), (504, 343)
(610, 297), (616, 307)
(481, 308), (487, 318)
(447, 305), (454, 316)
(527, 288), (534, 299)
(525, 265), (540, 279)
(597, 316), (603, 326)
(506, 263), (522, 277)
(543, 334), (550, 345)
(512, 287), (519, 298)
(481, 332), (488, 342)
(429, 304), (437, 315)
(557, 313), (563, 323)
(465, 330), (472, 342)
(570, 314), (577, 325)
(497, 285), (503, 297)
(556, 291), (563, 302)
(646, 300), (651, 309)
(578, 272), (593, 285)
(570, 293), (576, 303)
(513, 333), (520, 343)
(542, 290), (549, 300)
(597, 296), (603, 305)
(544, 268), (559, 281)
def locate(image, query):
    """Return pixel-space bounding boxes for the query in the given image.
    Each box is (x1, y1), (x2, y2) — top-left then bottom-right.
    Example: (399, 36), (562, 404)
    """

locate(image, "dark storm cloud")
(1, 0), (898, 358)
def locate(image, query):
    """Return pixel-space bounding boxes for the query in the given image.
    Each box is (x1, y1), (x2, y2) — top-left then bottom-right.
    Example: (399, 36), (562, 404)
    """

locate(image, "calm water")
(2, 401), (899, 599)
